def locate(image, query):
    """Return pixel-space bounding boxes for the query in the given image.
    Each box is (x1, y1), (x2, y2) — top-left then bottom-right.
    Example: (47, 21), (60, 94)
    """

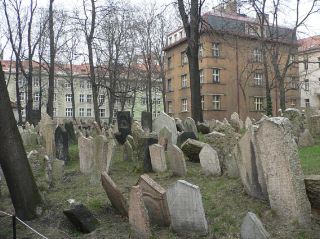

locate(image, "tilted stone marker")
(256, 117), (311, 225)
(240, 212), (270, 239)
(55, 125), (69, 164)
(181, 138), (206, 162)
(158, 126), (172, 150)
(91, 135), (108, 183)
(183, 117), (198, 135)
(176, 131), (197, 147)
(101, 172), (128, 216)
(245, 117), (252, 130)
(167, 144), (187, 177)
(136, 174), (170, 226)
(143, 135), (158, 172)
(166, 180), (208, 236)
(128, 185), (151, 239)
(39, 113), (56, 159)
(117, 111), (132, 144)
(78, 135), (94, 174)
(149, 144), (167, 173)
(141, 111), (152, 132)
(153, 112), (178, 144)
(199, 144), (221, 176)
(123, 140), (133, 161)
(304, 175), (320, 210)
(298, 129), (314, 147)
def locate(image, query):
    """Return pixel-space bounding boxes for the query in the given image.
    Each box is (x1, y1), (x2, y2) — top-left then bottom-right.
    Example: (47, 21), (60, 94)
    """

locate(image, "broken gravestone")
(304, 175), (320, 210)
(181, 138), (206, 162)
(240, 212), (270, 239)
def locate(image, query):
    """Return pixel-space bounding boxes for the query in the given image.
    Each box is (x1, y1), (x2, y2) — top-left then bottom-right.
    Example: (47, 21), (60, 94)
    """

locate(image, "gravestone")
(101, 172), (128, 216)
(143, 135), (158, 172)
(177, 131), (197, 147)
(91, 135), (108, 183)
(175, 118), (184, 132)
(283, 108), (303, 137)
(245, 117), (253, 130)
(256, 117), (311, 225)
(117, 111), (132, 144)
(123, 140), (133, 161)
(158, 127), (172, 150)
(199, 144), (221, 176)
(183, 117), (198, 135)
(167, 145), (187, 177)
(197, 122), (210, 134)
(181, 139), (206, 162)
(230, 112), (241, 132)
(127, 135), (136, 149)
(52, 158), (65, 183)
(298, 129), (314, 147)
(153, 112), (178, 144)
(78, 135), (94, 174)
(304, 175), (320, 209)
(128, 185), (151, 239)
(149, 144), (167, 173)
(309, 115), (320, 138)
(141, 111), (152, 132)
(136, 174), (170, 226)
(106, 138), (116, 173)
(64, 121), (76, 144)
(55, 125), (69, 164)
(166, 180), (208, 236)
(39, 114), (56, 159)
(240, 212), (270, 239)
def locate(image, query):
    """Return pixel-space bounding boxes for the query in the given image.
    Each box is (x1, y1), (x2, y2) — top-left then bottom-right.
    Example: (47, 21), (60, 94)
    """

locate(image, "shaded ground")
(0, 143), (320, 239)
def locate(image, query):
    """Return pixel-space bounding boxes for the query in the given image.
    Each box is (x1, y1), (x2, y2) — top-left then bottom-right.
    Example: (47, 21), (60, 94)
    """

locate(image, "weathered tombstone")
(167, 144), (187, 177)
(141, 111), (152, 132)
(78, 135), (94, 174)
(177, 131), (197, 147)
(143, 135), (158, 172)
(106, 138), (116, 173)
(233, 127), (268, 200)
(52, 158), (65, 183)
(91, 135), (108, 183)
(298, 129), (314, 147)
(101, 172), (128, 216)
(55, 125), (69, 164)
(283, 108), (303, 137)
(199, 144), (221, 176)
(309, 115), (320, 138)
(64, 121), (77, 144)
(230, 112), (241, 132)
(136, 174), (170, 226)
(175, 118), (184, 132)
(256, 117), (311, 225)
(128, 185), (151, 239)
(245, 117), (253, 130)
(117, 111), (132, 142)
(158, 127), (172, 150)
(63, 204), (99, 233)
(39, 113), (56, 159)
(304, 175), (320, 210)
(149, 144), (167, 173)
(181, 138), (206, 162)
(183, 117), (198, 135)
(166, 180), (208, 236)
(197, 122), (210, 134)
(44, 155), (53, 188)
(153, 112), (178, 144)
(123, 140), (133, 161)
(127, 135), (136, 149)
(240, 212), (270, 239)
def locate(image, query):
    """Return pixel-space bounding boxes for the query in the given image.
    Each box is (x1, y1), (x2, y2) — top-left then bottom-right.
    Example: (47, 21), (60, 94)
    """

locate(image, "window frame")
(212, 95), (221, 110)
(212, 43), (220, 57)
(181, 74), (188, 88)
(212, 68), (220, 83)
(181, 98), (188, 112)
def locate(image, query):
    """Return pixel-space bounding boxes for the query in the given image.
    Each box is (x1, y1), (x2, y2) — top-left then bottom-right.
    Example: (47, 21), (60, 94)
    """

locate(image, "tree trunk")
(0, 64), (42, 220)
(15, 61), (22, 124)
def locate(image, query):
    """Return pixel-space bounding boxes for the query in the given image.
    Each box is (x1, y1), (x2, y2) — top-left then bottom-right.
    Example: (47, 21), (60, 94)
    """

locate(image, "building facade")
(163, 4), (300, 121)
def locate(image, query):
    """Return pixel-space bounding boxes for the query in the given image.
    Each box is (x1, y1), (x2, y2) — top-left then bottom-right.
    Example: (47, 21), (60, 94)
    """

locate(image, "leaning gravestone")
(39, 113), (56, 159)
(143, 135), (158, 172)
(199, 144), (221, 176)
(149, 144), (167, 173)
(128, 185), (151, 239)
(309, 115), (320, 138)
(141, 111), (152, 132)
(136, 174), (170, 226)
(78, 135), (94, 174)
(240, 212), (270, 239)
(230, 112), (241, 132)
(197, 122), (210, 134)
(64, 121), (76, 144)
(101, 172), (128, 216)
(304, 175), (320, 210)
(283, 108), (303, 137)
(167, 145), (187, 177)
(175, 118), (184, 132)
(153, 112), (178, 144)
(256, 117), (311, 225)
(298, 129), (314, 147)
(123, 140), (133, 161)
(117, 111), (132, 144)
(181, 139), (206, 162)
(55, 125), (69, 164)
(91, 135), (108, 183)
(183, 117), (198, 136)
(166, 180), (208, 236)
(177, 131), (197, 147)
(245, 117), (253, 130)
(158, 127), (172, 150)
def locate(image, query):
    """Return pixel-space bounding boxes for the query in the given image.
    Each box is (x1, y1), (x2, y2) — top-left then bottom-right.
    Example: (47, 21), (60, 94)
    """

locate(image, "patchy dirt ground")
(0, 144), (320, 239)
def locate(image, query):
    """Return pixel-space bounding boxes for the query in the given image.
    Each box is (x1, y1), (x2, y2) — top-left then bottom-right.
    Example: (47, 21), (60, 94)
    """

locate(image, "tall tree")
(0, 64), (42, 220)
(177, 0), (205, 122)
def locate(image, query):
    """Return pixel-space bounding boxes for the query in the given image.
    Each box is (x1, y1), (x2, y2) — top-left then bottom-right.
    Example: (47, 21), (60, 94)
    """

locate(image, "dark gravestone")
(114, 132), (127, 145)
(143, 135), (158, 172)
(63, 204), (99, 233)
(197, 123), (210, 134)
(177, 131), (197, 147)
(64, 122), (76, 144)
(141, 111), (152, 132)
(29, 109), (41, 126)
(117, 111), (131, 143)
(55, 125), (69, 164)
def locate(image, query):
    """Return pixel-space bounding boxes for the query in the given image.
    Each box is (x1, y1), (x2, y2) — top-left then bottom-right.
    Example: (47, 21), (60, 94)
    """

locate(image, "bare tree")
(47, 0), (55, 117)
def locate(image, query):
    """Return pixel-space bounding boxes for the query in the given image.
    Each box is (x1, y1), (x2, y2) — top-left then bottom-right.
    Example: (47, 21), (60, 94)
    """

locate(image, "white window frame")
(212, 68), (220, 83)
(33, 78), (39, 87)
(304, 79), (309, 91)
(87, 108), (92, 117)
(253, 49), (262, 62)
(212, 95), (221, 110)
(212, 43), (220, 57)
(87, 94), (92, 103)
(254, 97), (264, 111)
(99, 95), (105, 104)
(254, 73), (263, 86)
(34, 92), (40, 102)
(168, 101), (173, 114)
(181, 74), (187, 88)
(87, 81), (92, 89)
(181, 98), (188, 112)
(66, 94), (72, 102)
(20, 92), (25, 102)
(65, 81), (71, 88)
(65, 108), (73, 117)
(198, 44), (203, 58)
(200, 70), (204, 84)
(80, 94), (85, 103)
(79, 81), (85, 89)
(79, 108), (85, 117)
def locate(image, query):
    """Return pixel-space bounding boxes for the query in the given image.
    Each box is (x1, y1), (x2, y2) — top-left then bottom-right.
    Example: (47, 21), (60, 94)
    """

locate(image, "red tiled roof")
(298, 35), (320, 51)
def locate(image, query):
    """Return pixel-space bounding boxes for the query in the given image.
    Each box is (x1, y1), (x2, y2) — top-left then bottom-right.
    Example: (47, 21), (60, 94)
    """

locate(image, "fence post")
(12, 214), (16, 239)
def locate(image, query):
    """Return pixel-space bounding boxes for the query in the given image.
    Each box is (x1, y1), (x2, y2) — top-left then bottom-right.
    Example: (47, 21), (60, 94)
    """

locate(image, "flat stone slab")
(166, 180), (208, 236)
(137, 174), (171, 226)
(240, 212), (270, 239)
(101, 172), (128, 216)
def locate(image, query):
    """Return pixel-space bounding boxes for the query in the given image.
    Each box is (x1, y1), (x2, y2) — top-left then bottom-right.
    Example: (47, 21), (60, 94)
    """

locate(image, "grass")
(0, 140), (320, 238)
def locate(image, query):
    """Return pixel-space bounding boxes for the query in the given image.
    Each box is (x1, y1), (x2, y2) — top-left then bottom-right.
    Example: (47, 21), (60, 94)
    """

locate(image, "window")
(305, 99), (310, 108)
(181, 74), (188, 88)
(87, 81), (92, 89)
(80, 94), (85, 103)
(141, 97), (146, 105)
(33, 78), (39, 87)
(99, 109), (106, 117)
(290, 99), (297, 107)
(21, 109), (25, 117)
(18, 78), (26, 87)
(201, 96), (204, 110)
(65, 108), (73, 117)
(304, 57), (308, 70)
(87, 108), (92, 117)
(181, 98), (188, 112)
(80, 81), (85, 89)
(167, 79), (172, 91)
(212, 95), (221, 110)
(289, 77), (298, 89)
(200, 70), (204, 84)
(66, 94), (72, 102)
(79, 108), (85, 117)
(253, 49), (262, 62)
(254, 97), (264, 111)
(99, 95), (105, 104)
(167, 57), (172, 69)
(212, 68), (220, 83)
(87, 94), (92, 103)
(304, 79), (309, 91)
(65, 81), (71, 88)
(153, 98), (161, 105)
(181, 52), (188, 65)
(34, 92), (40, 102)
(115, 98), (121, 105)
(113, 109), (118, 118)
(20, 92), (25, 102)
(167, 101), (173, 114)
(53, 108), (57, 117)
(212, 43), (220, 57)
(198, 44), (203, 58)
(54, 93), (57, 102)
(254, 73), (263, 86)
